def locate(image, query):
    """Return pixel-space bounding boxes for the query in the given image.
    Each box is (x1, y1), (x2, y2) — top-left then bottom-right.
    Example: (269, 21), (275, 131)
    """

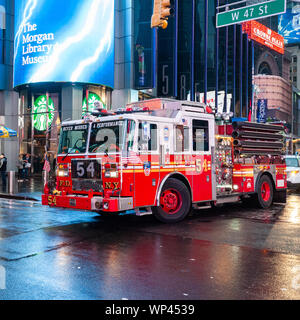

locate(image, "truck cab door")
(133, 121), (160, 208)
(191, 116), (215, 202)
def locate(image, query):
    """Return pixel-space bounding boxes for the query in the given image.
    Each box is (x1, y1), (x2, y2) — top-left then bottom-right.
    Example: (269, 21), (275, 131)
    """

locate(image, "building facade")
(278, 0), (300, 149)
(0, 0), (18, 171)
(9, 0), (294, 172)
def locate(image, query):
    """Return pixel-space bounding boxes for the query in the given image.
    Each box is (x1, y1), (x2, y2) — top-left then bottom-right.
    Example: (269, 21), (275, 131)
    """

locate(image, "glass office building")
(0, 0), (19, 171)
(134, 0), (253, 118)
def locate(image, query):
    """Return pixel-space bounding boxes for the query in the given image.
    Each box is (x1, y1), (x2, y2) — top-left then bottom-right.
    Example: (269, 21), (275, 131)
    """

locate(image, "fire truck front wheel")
(153, 178), (191, 223)
(255, 175), (274, 209)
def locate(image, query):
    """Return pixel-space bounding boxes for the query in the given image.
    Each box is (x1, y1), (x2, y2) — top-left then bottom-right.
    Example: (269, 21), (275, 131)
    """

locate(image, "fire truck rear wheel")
(153, 178), (191, 223)
(255, 175), (274, 209)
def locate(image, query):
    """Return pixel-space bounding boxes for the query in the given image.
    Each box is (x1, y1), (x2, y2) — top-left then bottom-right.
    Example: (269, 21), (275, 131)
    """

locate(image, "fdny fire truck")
(42, 99), (287, 223)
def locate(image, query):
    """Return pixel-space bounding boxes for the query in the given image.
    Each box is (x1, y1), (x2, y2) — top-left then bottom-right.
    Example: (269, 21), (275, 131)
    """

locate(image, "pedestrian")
(23, 153), (31, 180)
(17, 154), (24, 181)
(0, 153), (7, 190)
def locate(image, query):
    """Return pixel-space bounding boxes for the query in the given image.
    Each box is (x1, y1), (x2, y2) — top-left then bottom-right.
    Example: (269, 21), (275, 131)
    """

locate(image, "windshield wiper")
(62, 138), (82, 161)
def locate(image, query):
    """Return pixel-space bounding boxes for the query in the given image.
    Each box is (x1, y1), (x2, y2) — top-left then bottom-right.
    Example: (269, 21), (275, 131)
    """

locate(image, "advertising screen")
(14, 0), (114, 88)
(279, 7), (300, 45)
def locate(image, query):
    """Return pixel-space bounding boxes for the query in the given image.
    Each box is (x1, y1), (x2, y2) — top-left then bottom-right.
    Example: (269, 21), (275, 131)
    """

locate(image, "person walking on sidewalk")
(0, 153), (7, 190)
(23, 153), (31, 180)
(17, 154), (25, 181)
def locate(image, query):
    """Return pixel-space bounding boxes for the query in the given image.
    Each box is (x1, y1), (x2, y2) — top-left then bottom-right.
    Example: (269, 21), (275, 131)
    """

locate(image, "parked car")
(285, 155), (300, 189)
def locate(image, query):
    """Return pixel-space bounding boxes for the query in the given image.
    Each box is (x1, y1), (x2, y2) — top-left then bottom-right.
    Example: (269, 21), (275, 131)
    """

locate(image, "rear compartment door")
(191, 116), (215, 202)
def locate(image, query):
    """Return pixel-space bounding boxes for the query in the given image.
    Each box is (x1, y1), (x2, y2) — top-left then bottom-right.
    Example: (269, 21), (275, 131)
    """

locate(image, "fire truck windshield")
(58, 124), (89, 154)
(88, 120), (127, 154)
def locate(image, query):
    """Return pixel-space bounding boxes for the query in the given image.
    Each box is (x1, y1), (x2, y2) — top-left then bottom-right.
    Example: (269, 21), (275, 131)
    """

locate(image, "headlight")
(56, 164), (70, 177)
(291, 170), (300, 176)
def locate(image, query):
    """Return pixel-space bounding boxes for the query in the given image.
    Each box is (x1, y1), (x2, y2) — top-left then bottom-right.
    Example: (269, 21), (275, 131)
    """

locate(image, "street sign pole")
(216, 0), (286, 28)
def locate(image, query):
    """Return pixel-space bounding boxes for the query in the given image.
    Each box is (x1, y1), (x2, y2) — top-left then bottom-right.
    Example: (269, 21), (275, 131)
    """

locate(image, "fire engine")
(42, 98), (287, 223)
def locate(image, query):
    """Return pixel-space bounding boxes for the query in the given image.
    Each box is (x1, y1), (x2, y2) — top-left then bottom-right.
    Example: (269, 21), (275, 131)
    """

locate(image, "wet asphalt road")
(1, 191), (300, 300)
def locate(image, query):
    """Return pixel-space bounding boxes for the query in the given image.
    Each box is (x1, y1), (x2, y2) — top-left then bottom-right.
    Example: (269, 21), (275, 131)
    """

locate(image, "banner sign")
(242, 20), (284, 54)
(257, 99), (268, 123)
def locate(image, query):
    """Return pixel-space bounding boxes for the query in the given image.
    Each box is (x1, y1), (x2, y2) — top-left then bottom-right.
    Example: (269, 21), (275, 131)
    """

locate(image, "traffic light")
(151, 0), (175, 29)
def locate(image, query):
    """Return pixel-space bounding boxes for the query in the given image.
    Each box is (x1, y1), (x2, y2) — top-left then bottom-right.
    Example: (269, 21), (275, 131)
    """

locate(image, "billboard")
(243, 20), (284, 54)
(279, 6), (300, 44)
(14, 0), (114, 88)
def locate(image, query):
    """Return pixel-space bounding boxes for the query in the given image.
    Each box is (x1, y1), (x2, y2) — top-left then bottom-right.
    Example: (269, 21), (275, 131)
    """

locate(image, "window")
(193, 120), (209, 152)
(175, 125), (189, 152)
(293, 56), (298, 63)
(89, 120), (125, 154)
(138, 122), (157, 151)
(58, 124), (89, 154)
(125, 120), (136, 151)
(286, 157), (299, 168)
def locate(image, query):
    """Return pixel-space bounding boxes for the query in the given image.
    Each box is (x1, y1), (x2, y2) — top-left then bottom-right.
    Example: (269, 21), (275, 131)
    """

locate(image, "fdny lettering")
(105, 182), (120, 190)
(59, 180), (71, 187)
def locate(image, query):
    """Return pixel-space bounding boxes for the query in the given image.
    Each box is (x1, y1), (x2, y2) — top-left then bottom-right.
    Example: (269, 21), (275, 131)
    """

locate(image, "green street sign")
(32, 95), (55, 131)
(216, 0), (286, 28)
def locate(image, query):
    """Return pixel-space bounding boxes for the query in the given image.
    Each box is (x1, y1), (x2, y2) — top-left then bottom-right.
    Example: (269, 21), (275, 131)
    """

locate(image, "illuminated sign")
(242, 20), (284, 54)
(14, 0), (114, 88)
(279, 7), (300, 44)
(82, 92), (106, 116)
(32, 95), (55, 131)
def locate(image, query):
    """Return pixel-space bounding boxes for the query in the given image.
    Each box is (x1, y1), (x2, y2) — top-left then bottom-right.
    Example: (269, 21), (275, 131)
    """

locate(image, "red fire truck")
(42, 99), (287, 223)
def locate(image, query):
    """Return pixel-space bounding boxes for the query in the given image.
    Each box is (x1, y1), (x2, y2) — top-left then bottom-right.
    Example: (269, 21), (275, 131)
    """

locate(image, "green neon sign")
(82, 92), (106, 116)
(32, 95), (55, 131)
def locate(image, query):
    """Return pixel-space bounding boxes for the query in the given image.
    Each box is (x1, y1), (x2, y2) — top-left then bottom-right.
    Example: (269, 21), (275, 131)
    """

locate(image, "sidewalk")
(0, 175), (43, 201)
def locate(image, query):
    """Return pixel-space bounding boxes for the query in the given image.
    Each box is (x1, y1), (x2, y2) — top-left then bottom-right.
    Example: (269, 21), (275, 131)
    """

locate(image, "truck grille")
(72, 179), (103, 192)
(71, 159), (102, 192)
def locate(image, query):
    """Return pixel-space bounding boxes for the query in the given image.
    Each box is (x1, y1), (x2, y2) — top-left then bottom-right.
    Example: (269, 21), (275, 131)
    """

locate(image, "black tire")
(153, 178), (191, 223)
(254, 175), (274, 209)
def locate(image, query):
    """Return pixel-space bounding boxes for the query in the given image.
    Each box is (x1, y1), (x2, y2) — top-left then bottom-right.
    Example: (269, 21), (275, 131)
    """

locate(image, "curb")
(0, 194), (40, 202)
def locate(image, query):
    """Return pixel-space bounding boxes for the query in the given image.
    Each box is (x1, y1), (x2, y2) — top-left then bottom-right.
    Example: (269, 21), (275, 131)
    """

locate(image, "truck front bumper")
(42, 194), (134, 212)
